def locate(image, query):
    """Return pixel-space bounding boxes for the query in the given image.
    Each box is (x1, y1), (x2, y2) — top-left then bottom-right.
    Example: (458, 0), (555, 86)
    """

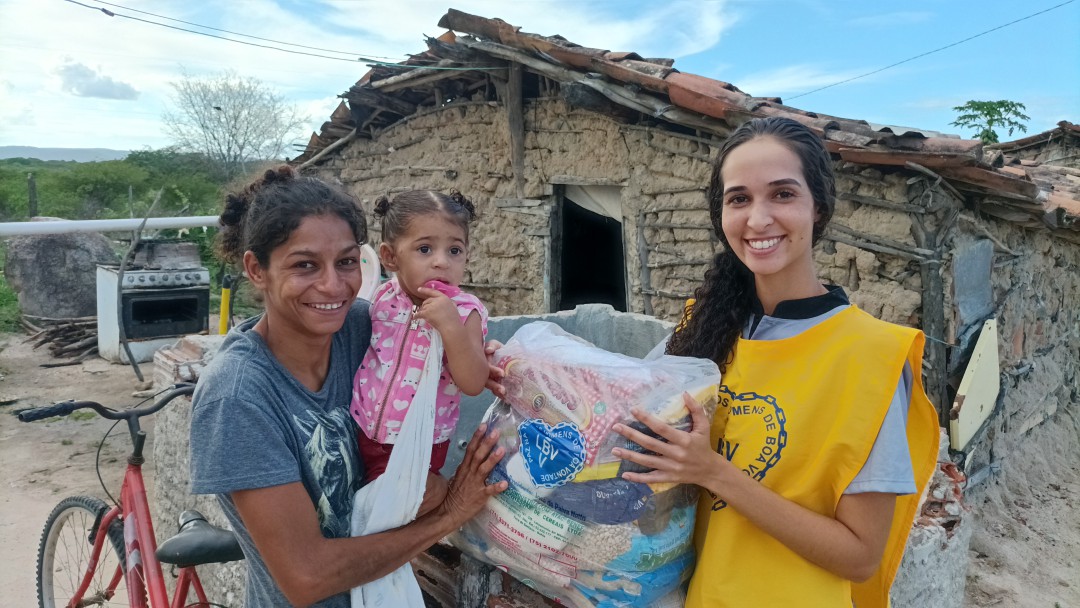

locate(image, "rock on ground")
(4, 221), (118, 318)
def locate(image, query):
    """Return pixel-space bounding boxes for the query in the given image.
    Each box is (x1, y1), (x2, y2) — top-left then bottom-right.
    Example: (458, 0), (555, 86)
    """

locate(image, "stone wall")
(151, 338), (244, 605)
(946, 217), (1080, 478)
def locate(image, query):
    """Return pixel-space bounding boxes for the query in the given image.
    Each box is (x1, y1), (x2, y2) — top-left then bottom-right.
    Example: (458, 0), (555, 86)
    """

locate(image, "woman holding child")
(188, 167), (506, 607)
(613, 117), (940, 607)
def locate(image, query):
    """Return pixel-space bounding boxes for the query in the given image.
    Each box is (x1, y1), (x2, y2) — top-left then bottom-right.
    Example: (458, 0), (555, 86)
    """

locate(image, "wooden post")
(549, 187), (564, 312)
(637, 210), (654, 316)
(507, 62), (526, 198)
(910, 178), (955, 427)
(27, 173), (38, 217)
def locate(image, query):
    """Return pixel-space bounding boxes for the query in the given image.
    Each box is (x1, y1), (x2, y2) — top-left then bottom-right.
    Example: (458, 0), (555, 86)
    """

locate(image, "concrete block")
(891, 518), (973, 608)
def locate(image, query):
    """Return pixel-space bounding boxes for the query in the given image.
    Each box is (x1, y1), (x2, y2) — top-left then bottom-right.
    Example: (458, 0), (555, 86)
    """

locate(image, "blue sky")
(0, 0), (1076, 152)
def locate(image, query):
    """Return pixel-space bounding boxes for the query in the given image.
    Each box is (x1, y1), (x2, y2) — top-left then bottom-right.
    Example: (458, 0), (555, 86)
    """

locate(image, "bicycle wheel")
(37, 496), (129, 608)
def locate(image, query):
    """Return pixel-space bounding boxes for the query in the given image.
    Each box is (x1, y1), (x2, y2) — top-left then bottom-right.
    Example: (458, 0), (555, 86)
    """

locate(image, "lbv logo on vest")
(711, 387), (789, 511)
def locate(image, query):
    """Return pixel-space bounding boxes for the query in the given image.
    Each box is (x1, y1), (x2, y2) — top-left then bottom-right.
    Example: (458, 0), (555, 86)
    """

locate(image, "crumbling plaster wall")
(818, 165), (927, 327)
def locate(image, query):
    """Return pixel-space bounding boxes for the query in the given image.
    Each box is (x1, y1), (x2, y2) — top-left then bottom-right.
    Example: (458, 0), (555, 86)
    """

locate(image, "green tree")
(0, 159), (78, 220)
(53, 161), (150, 219)
(124, 148), (223, 216)
(950, 100), (1030, 144)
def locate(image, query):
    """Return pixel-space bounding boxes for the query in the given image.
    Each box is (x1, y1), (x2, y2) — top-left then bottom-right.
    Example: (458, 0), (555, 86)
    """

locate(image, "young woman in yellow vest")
(612, 116), (939, 607)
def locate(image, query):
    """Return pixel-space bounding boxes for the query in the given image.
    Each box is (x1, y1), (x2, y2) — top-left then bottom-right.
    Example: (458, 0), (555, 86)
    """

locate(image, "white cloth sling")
(350, 332), (442, 608)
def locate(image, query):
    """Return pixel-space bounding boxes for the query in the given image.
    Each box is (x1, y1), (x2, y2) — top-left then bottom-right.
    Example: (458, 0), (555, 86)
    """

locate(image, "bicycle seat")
(156, 510), (245, 567)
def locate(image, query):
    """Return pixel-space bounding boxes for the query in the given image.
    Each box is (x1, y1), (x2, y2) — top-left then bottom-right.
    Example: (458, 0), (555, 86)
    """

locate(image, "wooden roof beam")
(345, 87), (417, 117)
(459, 38), (733, 136)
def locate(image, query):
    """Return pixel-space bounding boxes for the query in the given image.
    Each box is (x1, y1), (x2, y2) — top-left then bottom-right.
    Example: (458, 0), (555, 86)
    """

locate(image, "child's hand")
(414, 286), (460, 333)
(484, 340), (506, 398)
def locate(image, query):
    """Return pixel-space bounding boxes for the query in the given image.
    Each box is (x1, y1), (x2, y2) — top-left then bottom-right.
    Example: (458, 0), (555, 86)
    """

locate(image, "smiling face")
(245, 213), (362, 340)
(719, 136), (821, 301)
(379, 212), (468, 304)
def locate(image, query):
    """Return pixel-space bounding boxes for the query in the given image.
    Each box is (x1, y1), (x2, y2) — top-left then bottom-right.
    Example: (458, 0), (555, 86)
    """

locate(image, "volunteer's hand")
(611, 392), (727, 487)
(484, 340), (506, 398)
(413, 286), (459, 334)
(441, 424), (507, 526)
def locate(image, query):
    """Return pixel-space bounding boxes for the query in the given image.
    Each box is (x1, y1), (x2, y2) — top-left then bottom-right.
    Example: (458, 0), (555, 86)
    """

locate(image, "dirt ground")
(0, 334), (157, 607)
(1, 331), (1077, 607)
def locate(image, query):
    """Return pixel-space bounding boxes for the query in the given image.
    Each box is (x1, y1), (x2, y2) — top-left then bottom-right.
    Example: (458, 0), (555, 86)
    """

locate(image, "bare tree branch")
(162, 69), (307, 179)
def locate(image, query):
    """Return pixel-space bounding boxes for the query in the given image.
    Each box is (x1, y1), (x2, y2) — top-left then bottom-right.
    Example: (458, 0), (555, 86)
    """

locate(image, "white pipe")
(0, 216), (220, 237)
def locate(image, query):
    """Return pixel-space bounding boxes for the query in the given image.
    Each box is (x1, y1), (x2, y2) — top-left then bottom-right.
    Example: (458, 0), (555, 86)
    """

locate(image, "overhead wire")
(93, 0), (401, 61)
(58, 0), (1073, 107)
(60, 0), (506, 71)
(786, 0), (1076, 100)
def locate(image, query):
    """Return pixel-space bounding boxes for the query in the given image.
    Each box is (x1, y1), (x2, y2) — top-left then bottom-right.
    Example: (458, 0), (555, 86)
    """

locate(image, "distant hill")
(0, 146), (129, 162)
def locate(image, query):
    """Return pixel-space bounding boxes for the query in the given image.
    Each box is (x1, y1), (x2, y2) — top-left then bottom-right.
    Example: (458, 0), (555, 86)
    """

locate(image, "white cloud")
(0, 0), (740, 149)
(734, 64), (874, 97)
(55, 60), (140, 100)
(313, 0), (737, 60)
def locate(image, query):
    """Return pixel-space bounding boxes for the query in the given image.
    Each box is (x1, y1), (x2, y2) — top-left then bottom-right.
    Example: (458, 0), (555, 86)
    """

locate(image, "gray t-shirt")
(190, 300), (371, 608)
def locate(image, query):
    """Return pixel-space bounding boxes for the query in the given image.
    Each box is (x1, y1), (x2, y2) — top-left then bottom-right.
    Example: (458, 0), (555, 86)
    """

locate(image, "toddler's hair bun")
(373, 195), (391, 217)
(448, 189), (477, 222)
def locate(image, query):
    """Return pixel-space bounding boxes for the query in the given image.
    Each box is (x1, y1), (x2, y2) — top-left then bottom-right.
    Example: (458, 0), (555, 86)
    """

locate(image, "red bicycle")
(19, 384), (244, 608)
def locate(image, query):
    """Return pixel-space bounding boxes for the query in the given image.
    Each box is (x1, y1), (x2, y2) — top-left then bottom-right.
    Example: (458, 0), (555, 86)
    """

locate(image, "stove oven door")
(120, 287), (210, 339)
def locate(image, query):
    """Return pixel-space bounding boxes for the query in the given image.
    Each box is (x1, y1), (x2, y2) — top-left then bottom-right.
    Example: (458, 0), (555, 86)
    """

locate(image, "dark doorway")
(556, 196), (627, 312)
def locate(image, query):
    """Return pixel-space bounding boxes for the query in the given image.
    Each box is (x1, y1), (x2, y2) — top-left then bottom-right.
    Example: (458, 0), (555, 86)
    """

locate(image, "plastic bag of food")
(450, 321), (720, 607)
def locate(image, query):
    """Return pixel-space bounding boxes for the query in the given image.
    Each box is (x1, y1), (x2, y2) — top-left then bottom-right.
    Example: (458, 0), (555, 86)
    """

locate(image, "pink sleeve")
(451, 291), (489, 336)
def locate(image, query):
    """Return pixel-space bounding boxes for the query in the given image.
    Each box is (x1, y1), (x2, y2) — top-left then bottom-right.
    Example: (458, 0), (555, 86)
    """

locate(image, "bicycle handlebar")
(17, 384), (197, 424)
(17, 400), (80, 422)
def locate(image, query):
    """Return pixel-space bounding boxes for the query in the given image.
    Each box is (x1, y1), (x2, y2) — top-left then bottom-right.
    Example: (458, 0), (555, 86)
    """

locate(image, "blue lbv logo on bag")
(518, 419), (586, 489)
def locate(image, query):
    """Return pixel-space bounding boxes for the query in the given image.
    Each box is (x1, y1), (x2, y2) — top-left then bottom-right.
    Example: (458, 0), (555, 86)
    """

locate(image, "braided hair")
(373, 189), (477, 245)
(665, 117), (836, 372)
(216, 165), (367, 266)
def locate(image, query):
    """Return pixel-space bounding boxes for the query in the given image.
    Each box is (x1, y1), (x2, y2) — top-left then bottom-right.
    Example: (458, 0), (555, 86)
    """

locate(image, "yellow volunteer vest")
(686, 305), (938, 608)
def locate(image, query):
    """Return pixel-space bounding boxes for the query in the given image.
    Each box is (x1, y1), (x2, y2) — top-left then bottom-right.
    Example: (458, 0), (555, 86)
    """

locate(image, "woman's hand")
(611, 392), (726, 490)
(484, 340), (506, 398)
(440, 424), (507, 526)
(416, 473), (449, 518)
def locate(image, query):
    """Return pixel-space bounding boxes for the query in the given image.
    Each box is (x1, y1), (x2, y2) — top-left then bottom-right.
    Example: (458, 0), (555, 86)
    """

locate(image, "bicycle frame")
(65, 462), (210, 608)
(66, 444), (209, 608)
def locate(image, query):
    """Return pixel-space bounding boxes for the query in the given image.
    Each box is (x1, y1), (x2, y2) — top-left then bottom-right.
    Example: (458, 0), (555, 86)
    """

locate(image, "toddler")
(349, 190), (489, 501)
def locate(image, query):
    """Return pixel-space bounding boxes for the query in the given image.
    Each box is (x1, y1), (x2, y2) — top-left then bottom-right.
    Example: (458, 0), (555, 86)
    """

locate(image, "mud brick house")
(294, 7), (1078, 471)
(151, 9), (1080, 608)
